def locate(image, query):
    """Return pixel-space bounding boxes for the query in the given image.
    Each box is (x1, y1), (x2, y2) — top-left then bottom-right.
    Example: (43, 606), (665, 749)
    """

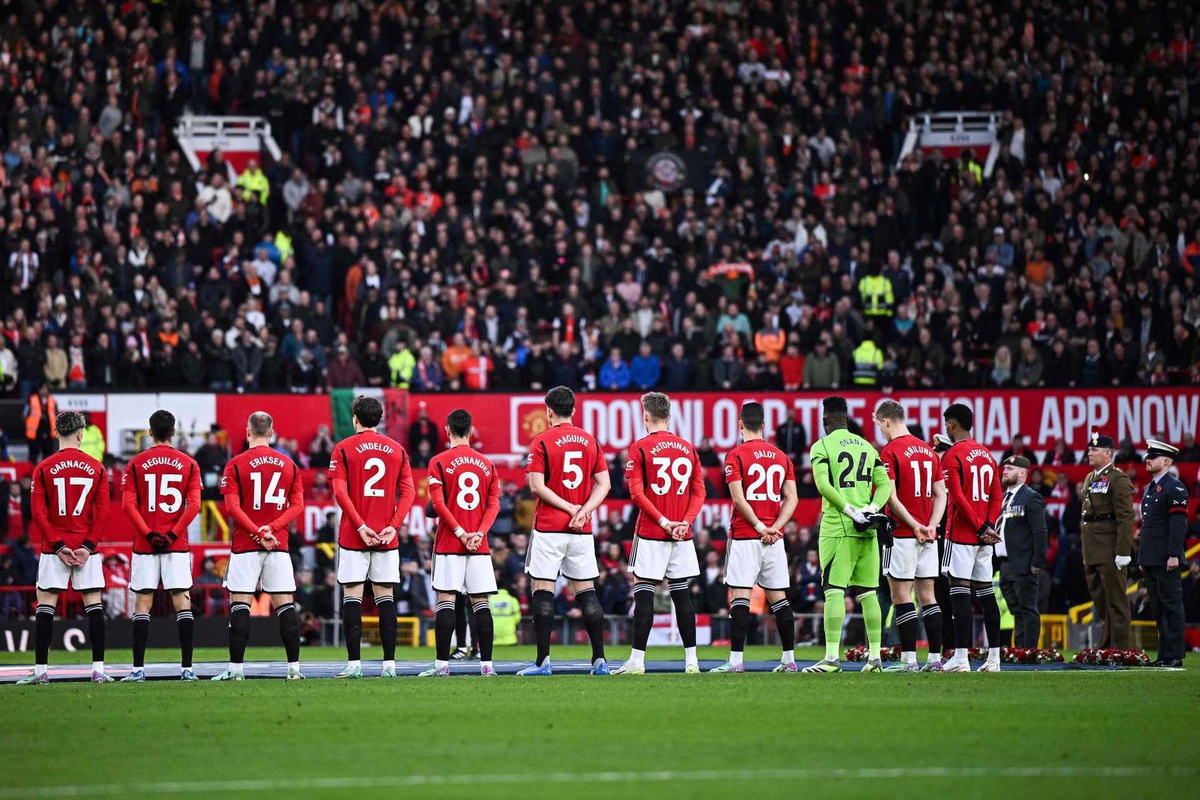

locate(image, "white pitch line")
(1, 765), (1193, 798)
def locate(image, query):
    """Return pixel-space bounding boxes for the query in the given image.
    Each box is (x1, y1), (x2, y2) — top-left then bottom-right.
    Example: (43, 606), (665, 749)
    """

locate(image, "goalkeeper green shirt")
(809, 428), (892, 539)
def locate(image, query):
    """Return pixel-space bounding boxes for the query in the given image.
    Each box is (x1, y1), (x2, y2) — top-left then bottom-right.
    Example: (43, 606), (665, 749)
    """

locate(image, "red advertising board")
(405, 389), (1200, 456)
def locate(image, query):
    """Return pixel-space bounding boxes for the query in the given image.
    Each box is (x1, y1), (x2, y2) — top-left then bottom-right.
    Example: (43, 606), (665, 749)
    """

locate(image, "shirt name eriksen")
(249, 456), (288, 469)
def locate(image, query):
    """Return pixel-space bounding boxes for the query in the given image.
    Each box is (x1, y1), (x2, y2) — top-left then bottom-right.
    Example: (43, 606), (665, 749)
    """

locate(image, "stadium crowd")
(0, 0), (1197, 397)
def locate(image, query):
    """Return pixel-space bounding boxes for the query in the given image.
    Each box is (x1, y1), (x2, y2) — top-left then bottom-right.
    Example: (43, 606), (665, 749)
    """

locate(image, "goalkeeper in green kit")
(802, 397), (894, 674)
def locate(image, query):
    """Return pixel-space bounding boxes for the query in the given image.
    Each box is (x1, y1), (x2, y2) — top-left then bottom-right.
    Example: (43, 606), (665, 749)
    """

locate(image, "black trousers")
(1142, 565), (1185, 660)
(1000, 572), (1041, 648)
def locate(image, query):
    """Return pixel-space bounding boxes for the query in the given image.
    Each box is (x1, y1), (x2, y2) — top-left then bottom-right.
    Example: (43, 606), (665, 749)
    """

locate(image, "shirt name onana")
(50, 460), (96, 476)
(249, 456), (288, 469)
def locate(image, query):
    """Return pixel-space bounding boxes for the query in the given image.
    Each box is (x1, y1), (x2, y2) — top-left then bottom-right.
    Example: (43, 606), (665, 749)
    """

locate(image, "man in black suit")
(1138, 440), (1189, 668)
(774, 408), (807, 467)
(996, 455), (1048, 648)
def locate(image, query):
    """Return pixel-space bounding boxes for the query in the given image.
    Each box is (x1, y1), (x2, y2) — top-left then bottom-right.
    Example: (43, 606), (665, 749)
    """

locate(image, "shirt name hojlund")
(902, 444), (930, 459)
(50, 460), (96, 475)
(554, 434), (591, 448)
(355, 441), (394, 455)
(249, 456), (288, 469)
(649, 440), (690, 456)
(143, 457), (185, 471)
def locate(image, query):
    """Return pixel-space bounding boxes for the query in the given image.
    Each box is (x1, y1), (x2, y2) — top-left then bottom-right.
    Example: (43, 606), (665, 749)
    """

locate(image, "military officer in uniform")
(1080, 433), (1135, 649)
(1138, 440), (1189, 668)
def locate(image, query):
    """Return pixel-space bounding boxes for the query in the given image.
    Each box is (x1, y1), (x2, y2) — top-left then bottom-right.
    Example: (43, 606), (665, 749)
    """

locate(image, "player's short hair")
(823, 396), (848, 415)
(544, 385), (576, 418)
(641, 391), (671, 421)
(352, 395), (384, 428)
(740, 402), (765, 432)
(447, 409), (472, 438)
(149, 409), (176, 442)
(943, 402), (974, 431)
(56, 411), (86, 438)
(874, 399), (904, 423)
(248, 411), (273, 438)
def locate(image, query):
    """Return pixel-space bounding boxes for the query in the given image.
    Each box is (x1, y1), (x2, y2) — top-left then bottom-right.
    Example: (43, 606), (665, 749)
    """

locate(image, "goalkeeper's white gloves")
(1115, 555), (1131, 569)
(843, 504), (868, 525)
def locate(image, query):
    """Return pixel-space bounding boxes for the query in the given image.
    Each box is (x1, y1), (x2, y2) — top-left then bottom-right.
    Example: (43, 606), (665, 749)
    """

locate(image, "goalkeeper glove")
(853, 511), (892, 534)
(843, 504), (868, 525)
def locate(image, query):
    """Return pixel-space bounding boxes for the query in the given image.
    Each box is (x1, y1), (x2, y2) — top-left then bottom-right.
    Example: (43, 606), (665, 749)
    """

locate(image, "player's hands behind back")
(568, 508), (590, 531)
(376, 526), (397, 546)
(463, 532), (485, 552)
(977, 523), (1000, 545)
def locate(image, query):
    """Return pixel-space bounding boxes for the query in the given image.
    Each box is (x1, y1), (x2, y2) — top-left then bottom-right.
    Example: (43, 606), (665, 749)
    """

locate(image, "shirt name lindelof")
(355, 441), (395, 455)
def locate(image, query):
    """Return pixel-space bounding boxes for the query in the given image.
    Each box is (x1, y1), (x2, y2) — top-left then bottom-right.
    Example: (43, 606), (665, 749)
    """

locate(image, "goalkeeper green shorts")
(819, 535), (879, 590)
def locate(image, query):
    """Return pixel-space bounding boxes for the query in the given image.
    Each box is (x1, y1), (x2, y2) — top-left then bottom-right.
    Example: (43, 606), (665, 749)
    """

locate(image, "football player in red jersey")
(711, 402), (799, 674)
(420, 409), (501, 677)
(940, 403), (1004, 673)
(213, 412), (306, 681)
(120, 410), (203, 682)
(328, 396), (415, 679)
(17, 411), (112, 685)
(873, 400), (948, 672)
(613, 392), (706, 675)
(519, 386), (611, 676)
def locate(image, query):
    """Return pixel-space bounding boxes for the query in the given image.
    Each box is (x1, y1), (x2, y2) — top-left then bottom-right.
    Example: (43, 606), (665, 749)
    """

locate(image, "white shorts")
(525, 530), (600, 581)
(337, 548), (400, 586)
(130, 553), (193, 592)
(884, 538), (939, 581)
(943, 541), (994, 582)
(724, 538), (789, 590)
(37, 552), (104, 592)
(432, 554), (498, 595)
(224, 551), (297, 594)
(629, 536), (700, 582)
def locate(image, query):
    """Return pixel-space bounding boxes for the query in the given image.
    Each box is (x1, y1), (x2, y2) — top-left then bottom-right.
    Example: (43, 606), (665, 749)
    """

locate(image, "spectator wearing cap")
(1080, 433), (1135, 649)
(1138, 440), (1189, 667)
(997, 455), (1048, 648)
(326, 345), (365, 390)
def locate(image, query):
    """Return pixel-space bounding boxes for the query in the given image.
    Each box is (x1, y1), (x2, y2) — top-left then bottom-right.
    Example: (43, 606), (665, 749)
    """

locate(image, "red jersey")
(221, 446), (305, 553)
(525, 423), (606, 534)
(428, 445), (500, 555)
(941, 438), (1002, 545)
(327, 431), (416, 551)
(31, 448), (111, 554)
(122, 445), (202, 554)
(723, 439), (796, 540)
(880, 435), (941, 540)
(626, 430), (706, 541)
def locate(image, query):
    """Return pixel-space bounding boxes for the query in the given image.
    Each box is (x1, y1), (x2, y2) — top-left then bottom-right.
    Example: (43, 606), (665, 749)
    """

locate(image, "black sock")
(729, 597), (750, 654)
(277, 603), (300, 663)
(632, 584), (655, 651)
(922, 605), (943, 656)
(949, 586), (973, 651)
(435, 600), (456, 661)
(894, 602), (918, 654)
(532, 589), (554, 666)
(176, 609), (194, 668)
(132, 612), (151, 668)
(472, 600), (494, 662)
(975, 586), (1001, 649)
(771, 598), (795, 653)
(85, 603), (105, 663)
(35, 604), (53, 665)
(669, 581), (695, 649)
(375, 595), (396, 662)
(576, 588), (606, 663)
(454, 593), (469, 649)
(342, 596), (363, 661)
(229, 602), (250, 664)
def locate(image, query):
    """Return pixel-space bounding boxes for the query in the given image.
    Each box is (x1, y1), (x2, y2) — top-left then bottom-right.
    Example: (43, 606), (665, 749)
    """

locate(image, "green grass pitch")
(1, 646), (1195, 799)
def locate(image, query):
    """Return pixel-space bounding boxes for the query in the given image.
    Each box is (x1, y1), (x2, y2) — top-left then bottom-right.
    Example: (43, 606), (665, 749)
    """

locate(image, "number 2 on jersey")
(362, 457), (386, 497)
(250, 471), (286, 510)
